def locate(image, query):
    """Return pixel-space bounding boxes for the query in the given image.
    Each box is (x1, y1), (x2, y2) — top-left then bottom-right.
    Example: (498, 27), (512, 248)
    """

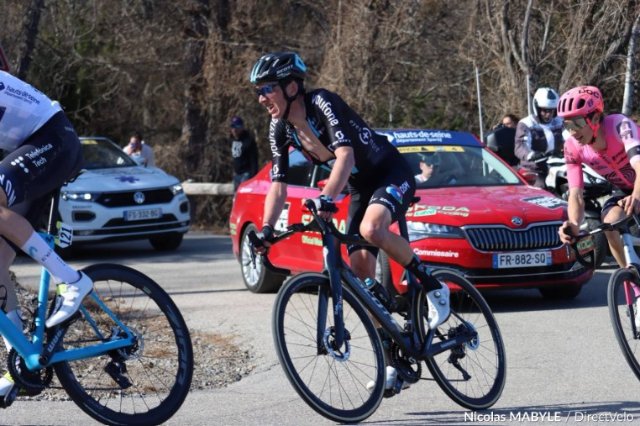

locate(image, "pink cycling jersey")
(564, 114), (640, 192)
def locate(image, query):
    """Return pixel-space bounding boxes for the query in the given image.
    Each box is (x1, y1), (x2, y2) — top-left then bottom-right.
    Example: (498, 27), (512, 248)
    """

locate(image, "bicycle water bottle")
(363, 278), (393, 310)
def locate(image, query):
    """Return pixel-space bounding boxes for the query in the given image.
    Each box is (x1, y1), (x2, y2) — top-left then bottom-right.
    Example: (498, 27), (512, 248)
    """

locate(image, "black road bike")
(250, 200), (506, 423)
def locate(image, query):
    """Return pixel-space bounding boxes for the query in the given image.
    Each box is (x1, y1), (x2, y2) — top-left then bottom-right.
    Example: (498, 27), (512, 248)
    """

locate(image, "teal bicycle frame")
(0, 232), (135, 372)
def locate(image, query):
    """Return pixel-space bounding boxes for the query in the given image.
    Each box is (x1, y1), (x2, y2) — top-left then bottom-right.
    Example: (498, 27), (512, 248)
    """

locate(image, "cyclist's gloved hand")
(527, 151), (546, 162)
(252, 224), (274, 255)
(310, 195), (337, 213)
(258, 224), (275, 243)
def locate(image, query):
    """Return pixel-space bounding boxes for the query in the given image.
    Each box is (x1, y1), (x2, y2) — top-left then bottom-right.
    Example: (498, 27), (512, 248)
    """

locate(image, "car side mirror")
(518, 168), (538, 186)
(317, 179), (328, 190)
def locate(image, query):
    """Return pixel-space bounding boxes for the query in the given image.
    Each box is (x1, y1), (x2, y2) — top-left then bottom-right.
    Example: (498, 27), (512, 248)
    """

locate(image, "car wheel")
(240, 224), (285, 293)
(149, 233), (184, 251)
(539, 284), (582, 300)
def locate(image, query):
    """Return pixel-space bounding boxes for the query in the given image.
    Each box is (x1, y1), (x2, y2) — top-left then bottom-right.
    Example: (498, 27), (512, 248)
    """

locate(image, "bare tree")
(180, 0), (211, 174)
(16, 0), (44, 79)
(623, 13), (640, 115)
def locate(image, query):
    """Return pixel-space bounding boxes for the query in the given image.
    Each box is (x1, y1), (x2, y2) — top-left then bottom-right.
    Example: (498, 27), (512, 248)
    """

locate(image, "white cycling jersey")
(0, 70), (62, 151)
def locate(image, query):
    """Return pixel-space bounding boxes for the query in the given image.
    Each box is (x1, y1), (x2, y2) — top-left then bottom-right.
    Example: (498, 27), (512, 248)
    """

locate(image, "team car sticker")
(300, 213), (347, 246)
(397, 145), (464, 153)
(523, 196), (566, 209)
(413, 248), (460, 258)
(274, 203), (290, 232)
(409, 204), (470, 217)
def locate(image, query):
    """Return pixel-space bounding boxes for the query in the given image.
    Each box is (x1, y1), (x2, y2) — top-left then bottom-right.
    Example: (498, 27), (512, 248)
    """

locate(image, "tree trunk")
(180, 0), (211, 172)
(622, 13), (640, 116)
(16, 0), (44, 79)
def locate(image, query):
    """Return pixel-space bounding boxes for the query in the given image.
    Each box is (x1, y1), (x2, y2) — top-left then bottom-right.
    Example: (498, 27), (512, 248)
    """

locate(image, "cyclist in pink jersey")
(558, 85), (640, 267)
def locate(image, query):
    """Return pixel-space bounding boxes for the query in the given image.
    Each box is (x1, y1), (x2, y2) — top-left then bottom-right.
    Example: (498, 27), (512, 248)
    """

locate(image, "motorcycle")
(545, 153), (612, 269)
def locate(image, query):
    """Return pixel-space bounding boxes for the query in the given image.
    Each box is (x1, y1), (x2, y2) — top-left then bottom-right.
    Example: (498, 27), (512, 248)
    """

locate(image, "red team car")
(229, 129), (594, 299)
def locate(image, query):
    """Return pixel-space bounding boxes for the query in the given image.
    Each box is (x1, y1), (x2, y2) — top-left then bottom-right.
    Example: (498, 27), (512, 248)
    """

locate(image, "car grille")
(95, 189), (174, 207)
(463, 223), (562, 251)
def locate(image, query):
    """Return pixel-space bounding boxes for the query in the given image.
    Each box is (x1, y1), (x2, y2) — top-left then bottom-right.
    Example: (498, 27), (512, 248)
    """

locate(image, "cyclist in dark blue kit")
(250, 51), (450, 391)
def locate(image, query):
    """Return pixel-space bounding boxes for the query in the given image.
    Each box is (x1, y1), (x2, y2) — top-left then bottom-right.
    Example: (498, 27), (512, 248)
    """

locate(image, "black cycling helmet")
(250, 52), (307, 84)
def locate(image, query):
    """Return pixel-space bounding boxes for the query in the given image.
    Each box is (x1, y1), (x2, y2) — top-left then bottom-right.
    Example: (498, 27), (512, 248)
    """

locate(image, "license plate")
(492, 251), (552, 269)
(124, 208), (162, 221)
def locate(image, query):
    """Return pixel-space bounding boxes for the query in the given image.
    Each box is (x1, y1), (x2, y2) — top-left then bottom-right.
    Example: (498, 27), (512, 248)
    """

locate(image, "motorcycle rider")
(514, 87), (565, 188)
(557, 86), (640, 270)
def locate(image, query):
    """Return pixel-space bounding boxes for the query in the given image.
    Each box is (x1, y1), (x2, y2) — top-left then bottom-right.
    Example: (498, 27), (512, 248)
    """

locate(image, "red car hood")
(408, 185), (566, 228)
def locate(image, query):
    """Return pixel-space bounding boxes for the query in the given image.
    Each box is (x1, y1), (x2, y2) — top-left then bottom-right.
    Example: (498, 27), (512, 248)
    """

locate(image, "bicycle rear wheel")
(53, 263), (193, 426)
(608, 268), (640, 381)
(419, 269), (506, 410)
(272, 273), (385, 423)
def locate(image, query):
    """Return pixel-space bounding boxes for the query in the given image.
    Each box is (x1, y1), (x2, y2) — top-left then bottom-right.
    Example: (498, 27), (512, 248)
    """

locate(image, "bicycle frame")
(314, 212), (472, 361)
(0, 236), (135, 372)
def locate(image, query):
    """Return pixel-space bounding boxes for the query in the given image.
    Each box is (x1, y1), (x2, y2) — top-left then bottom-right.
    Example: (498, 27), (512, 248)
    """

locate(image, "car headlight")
(170, 184), (184, 195)
(61, 191), (99, 202)
(406, 221), (464, 242)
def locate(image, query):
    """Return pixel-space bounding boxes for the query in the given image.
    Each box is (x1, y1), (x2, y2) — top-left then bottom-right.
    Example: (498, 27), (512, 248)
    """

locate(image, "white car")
(57, 137), (190, 252)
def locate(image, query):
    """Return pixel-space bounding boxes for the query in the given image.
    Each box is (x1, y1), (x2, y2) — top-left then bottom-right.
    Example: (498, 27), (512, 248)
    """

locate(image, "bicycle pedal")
(0, 385), (19, 408)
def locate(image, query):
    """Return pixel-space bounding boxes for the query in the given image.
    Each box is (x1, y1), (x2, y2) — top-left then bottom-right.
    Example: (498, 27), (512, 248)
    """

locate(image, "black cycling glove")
(259, 224), (275, 243)
(311, 195), (337, 213)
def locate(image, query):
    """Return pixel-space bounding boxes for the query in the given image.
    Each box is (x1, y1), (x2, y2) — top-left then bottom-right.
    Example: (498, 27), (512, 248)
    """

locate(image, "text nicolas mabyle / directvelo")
(464, 410), (634, 423)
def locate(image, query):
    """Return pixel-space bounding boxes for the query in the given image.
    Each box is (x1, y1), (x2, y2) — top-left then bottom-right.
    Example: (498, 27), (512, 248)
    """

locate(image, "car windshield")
(80, 138), (137, 169)
(400, 145), (522, 189)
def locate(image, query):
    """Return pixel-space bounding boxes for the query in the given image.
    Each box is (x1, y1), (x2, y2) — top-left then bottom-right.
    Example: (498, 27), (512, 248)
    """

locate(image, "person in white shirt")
(124, 131), (155, 167)
(0, 69), (94, 405)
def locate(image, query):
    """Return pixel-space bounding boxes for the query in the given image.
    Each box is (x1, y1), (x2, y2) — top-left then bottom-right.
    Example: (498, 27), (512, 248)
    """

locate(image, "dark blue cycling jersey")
(268, 89), (403, 187)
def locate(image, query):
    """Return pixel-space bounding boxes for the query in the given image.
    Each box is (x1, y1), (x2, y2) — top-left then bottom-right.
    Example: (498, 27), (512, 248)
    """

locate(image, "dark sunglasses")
(255, 83), (278, 97)
(539, 108), (555, 114)
(563, 116), (589, 132)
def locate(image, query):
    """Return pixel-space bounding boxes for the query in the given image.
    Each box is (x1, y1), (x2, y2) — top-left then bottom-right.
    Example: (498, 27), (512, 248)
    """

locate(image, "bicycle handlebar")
(564, 214), (640, 269)
(247, 200), (376, 273)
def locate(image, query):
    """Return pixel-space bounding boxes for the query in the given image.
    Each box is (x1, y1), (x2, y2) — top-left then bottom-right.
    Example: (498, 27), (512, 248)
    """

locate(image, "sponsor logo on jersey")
(359, 128), (372, 145)
(314, 96), (339, 126)
(1, 83), (41, 104)
(0, 174), (17, 206)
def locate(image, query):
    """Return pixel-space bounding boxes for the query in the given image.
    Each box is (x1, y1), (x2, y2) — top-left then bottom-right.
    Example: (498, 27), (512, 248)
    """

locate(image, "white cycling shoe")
(366, 366), (410, 394)
(426, 281), (450, 330)
(46, 272), (93, 328)
(0, 372), (17, 408)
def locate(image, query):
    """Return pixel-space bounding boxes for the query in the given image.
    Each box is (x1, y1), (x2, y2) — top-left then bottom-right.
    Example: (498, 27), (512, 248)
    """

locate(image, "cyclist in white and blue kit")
(250, 51), (450, 391)
(0, 68), (94, 403)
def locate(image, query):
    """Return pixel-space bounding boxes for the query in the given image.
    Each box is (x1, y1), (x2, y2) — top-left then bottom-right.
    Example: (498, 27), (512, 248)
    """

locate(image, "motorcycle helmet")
(532, 87), (559, 123)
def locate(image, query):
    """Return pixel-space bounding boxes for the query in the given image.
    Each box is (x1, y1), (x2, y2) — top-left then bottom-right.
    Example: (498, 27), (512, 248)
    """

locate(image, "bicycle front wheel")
(272, 273), (385, 423)
(608, 268), (640, 381)
(419, 269), (506, 410)
(53, 263), (193, 426)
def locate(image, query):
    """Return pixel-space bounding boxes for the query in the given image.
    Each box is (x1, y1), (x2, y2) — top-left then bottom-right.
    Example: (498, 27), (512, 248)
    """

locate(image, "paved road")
(5, 233), (640, 425)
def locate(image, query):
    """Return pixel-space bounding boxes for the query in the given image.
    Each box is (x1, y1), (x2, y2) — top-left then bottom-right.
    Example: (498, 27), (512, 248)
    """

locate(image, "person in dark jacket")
(230, 116), (259, 190)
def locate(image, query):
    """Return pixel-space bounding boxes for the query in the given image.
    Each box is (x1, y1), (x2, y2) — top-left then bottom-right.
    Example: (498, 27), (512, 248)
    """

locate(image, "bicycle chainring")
(7, 349), (53, 396)
(389, 342), (421, 384)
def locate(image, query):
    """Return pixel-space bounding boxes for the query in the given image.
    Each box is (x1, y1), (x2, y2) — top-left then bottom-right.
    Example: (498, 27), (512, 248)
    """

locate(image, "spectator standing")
(230, 116), (258, 190)
(501, 114), (518, 129)
(484, 113), (520, 166)
(124, 131), (155, 167)
(514, 87), (564, 187)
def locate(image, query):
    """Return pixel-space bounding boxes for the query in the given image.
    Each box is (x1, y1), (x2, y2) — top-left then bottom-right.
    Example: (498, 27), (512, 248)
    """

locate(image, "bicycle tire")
(272, 273), (385, 423)
(607, 268), (640, 381)
(53, 263), (193, 425)
(419, 269), (506, 410)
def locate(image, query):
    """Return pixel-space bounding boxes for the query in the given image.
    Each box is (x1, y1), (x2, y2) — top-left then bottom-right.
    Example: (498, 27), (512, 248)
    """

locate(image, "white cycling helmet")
(532, 87), (559, 123)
